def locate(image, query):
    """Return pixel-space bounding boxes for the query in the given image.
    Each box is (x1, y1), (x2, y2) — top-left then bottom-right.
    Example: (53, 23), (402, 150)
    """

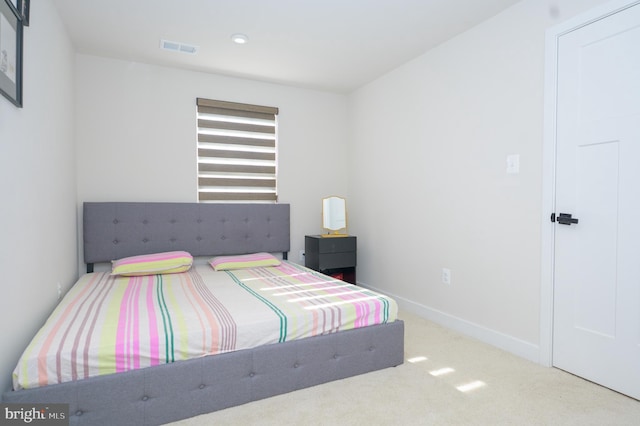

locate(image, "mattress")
(13, 261), (398, 391)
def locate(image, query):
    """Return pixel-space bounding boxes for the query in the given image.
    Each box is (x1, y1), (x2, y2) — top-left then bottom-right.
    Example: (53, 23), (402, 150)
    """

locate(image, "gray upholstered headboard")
(83, 202), (290, 271)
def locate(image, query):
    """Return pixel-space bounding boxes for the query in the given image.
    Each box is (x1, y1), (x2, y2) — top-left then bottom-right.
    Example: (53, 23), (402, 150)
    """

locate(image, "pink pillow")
(209, 252), (281, 271)
(111, 251), (193, 276)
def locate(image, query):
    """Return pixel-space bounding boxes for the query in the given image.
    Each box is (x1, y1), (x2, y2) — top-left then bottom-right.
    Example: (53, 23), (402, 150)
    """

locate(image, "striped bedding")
(12, 261), (397, 391)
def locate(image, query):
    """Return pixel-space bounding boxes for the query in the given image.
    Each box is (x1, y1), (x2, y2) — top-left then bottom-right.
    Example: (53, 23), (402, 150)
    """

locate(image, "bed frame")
(2, 202), (404, 426)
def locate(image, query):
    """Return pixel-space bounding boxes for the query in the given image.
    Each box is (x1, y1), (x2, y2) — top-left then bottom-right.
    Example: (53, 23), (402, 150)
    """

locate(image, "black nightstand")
(305, 235), (357, 284)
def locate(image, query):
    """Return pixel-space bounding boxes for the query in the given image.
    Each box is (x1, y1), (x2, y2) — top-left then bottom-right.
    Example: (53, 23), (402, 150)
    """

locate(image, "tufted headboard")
(83, 202), (290, 271)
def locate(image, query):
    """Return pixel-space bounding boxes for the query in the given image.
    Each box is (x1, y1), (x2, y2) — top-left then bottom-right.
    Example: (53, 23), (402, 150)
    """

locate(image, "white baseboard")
(360, 282), (541, 364)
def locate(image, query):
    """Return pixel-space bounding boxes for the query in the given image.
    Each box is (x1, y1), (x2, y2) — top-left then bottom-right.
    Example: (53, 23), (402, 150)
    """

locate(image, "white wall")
(75, 55), (349, 268)
(348, 0), (609, 362)
(0, 1), (76, 392)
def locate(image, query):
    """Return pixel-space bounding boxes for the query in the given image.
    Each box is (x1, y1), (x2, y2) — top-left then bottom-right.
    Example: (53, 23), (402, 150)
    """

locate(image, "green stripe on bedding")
(225, 270), (288, 342)
(156, 275), (175, 363)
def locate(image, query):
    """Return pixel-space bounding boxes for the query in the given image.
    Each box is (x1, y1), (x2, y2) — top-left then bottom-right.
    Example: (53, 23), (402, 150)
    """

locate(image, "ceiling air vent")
(160, 39), (199, 55)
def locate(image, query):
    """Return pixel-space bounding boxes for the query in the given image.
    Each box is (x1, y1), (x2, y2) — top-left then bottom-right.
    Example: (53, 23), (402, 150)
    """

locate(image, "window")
(196, 98), (279, 202)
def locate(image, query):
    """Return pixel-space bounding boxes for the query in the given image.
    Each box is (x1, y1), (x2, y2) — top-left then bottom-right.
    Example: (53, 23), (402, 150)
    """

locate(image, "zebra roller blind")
(196, 98), (279, 202)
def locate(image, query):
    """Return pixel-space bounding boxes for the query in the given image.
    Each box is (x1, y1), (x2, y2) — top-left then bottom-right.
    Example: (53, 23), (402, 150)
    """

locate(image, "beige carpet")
(170, 311), (640, 425)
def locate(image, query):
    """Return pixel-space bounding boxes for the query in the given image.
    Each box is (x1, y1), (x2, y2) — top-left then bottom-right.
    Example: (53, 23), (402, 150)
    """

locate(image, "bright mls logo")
(1, 404), (68, 426)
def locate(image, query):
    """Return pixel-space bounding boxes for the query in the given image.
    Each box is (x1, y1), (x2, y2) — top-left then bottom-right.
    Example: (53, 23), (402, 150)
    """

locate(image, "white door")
(553, 2), (640, 400)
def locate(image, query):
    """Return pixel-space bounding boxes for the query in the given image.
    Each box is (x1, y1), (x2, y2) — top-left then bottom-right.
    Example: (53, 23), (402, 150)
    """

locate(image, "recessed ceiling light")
(231, 33), (249, 44)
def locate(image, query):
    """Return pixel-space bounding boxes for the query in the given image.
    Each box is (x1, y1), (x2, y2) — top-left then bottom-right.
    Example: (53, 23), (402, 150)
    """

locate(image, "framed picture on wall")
(0, 0), (23, 107)
(5, 0), (27, 26)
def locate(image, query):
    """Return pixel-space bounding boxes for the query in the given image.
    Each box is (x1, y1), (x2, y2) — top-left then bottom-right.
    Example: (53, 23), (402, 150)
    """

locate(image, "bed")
(2, 202), (404, 425)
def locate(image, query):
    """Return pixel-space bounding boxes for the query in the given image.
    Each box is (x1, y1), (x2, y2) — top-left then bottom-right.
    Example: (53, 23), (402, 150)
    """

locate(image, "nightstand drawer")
(316, 237), (356, 254)
(317, 252), (357, 270)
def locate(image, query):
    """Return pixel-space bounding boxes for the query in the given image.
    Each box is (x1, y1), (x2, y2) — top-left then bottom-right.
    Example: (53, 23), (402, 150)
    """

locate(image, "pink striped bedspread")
(13, 261), (397, 390)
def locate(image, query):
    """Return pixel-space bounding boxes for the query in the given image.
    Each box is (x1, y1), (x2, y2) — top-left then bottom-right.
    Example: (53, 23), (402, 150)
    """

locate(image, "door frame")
(540, 0), (640, 367)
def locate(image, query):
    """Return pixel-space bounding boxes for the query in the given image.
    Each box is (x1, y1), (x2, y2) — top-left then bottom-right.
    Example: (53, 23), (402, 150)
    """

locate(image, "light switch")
(506, 154), (520, 174)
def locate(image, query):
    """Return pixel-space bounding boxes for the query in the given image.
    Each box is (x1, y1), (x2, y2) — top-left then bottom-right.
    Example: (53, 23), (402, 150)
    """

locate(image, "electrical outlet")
(442, 268), (451, 285)
(299, 250), (305, 262)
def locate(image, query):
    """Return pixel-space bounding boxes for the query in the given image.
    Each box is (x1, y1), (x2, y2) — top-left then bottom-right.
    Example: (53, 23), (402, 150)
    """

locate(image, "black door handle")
(557, 213), (579, 225)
